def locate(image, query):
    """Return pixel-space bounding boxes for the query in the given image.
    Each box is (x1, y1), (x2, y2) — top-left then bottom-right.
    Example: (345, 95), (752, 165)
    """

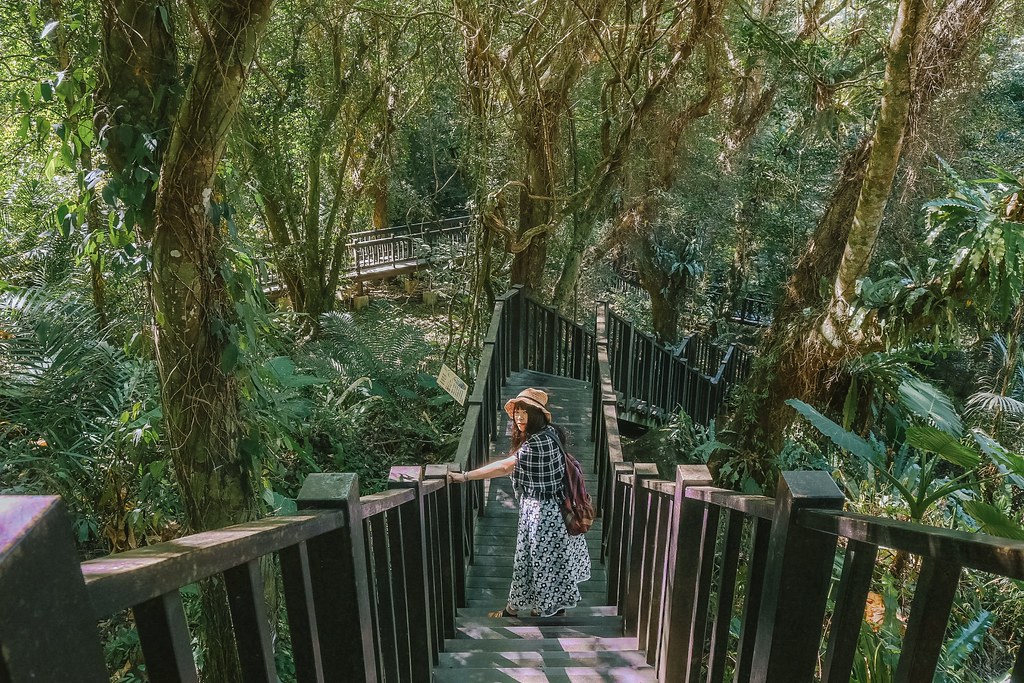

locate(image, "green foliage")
(0, 286), (174, 550)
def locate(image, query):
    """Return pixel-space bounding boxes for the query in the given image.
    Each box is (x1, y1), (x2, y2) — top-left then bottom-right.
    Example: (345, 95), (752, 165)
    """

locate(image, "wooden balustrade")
(599, 465), (1024, 683)
(0, 466), (470, 683)
(348, 219), (470, 276)
(605, 305), (750, 425)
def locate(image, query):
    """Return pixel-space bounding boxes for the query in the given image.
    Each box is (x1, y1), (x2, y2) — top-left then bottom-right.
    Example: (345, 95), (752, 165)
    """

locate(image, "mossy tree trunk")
(147, 0), (274, 678)
(722, 0), (997, 482)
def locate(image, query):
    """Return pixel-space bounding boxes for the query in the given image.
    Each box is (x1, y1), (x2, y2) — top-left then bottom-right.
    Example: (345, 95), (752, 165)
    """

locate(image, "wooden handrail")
(799, 508), (1024, 579)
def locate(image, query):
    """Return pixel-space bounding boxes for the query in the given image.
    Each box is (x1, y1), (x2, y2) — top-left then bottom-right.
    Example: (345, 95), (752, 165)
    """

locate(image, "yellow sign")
(437, 364), (469, 405)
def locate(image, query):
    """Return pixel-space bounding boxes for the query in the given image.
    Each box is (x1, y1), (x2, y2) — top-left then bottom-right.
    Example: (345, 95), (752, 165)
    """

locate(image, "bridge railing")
(595, 297), (1024, 682)
(0, 466), (466, 683)
(605, 304), (751, 425)
(349, 219), (470, 277)
(605, 464), (1024, 682)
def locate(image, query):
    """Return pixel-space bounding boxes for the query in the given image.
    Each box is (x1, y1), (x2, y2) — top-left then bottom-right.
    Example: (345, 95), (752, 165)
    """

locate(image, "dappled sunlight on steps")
(431, 371), (656, 682)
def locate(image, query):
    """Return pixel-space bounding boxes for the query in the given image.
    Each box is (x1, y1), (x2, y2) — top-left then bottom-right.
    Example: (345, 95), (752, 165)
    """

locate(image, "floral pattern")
(507, 497), (591, 616)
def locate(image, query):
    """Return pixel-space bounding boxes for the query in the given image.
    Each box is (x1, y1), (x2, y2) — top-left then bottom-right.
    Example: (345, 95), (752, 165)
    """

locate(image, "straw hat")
(504, 388), (552, 422)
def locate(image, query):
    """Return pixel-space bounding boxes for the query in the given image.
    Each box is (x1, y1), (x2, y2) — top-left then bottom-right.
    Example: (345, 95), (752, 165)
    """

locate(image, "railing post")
(509, 286), (524, 372)
(750, 471), (845, 683)
(605, 461), (634, 606)
(657, 465), (715, 682)
(446, 462), (468, 607)
(297, 473), (378, 683)
(623, 463), (659, 636)
(425, 465), (458, 639)
(388, 466), (435, 680)
(0, 496), (108, 682)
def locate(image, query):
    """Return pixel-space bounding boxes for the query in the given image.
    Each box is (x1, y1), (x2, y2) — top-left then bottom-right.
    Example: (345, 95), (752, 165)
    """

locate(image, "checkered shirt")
(511, 427), (566, 500)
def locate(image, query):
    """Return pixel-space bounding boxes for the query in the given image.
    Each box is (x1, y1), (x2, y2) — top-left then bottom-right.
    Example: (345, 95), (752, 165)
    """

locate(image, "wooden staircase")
(433, 371), (657, 682)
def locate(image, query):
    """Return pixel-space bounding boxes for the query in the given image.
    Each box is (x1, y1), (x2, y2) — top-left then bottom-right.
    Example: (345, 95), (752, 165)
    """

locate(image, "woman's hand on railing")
(448, 471), (469, 484)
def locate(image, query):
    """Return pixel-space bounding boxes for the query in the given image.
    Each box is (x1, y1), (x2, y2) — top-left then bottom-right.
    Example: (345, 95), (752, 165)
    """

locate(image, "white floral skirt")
(507, 497), (591, 616)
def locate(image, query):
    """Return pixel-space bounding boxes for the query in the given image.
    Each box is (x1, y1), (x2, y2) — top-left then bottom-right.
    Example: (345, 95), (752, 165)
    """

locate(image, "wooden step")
(455, 624), (624, 640)
(437, 649), (648, 669)
(442, 636), (640, 652)
(467, 577), (604, 591)
(456, 615), (621, 629)
(466, 564), (607, 580)
(458, 606), (619, 618)
(432, 665), (657, 682)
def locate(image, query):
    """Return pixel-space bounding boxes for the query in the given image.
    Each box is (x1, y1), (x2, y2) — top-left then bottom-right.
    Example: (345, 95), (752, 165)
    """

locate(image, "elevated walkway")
(435, 371), (654, 682)
(3, 287), (1024, 682)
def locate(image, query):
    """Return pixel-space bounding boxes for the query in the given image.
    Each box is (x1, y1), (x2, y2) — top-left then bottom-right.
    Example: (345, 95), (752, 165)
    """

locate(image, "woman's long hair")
(509, 403), (568, 454)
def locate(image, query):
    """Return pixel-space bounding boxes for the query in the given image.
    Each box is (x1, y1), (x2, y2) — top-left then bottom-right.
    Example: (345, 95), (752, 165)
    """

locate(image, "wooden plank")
(297, 473), (378, 683)
(894, 559), (962, 683)
(800, 509), (1024, 580)
(750, 472), (845, 683)
(706, 508), (743, 683)
(657, 466), (714, 683)
(279, 542), (325, 683)
(223, 560), (276, 683)
(389, 466), (435, 681)
(133, 591), (199, 683)
(821, 540), (877, 683)
(82, 511), (345, 616)
(734, 517), (771, 683)
(624, 465), (659, 636)
(367, 515), (400, 683)
(387, 506), (414, 683)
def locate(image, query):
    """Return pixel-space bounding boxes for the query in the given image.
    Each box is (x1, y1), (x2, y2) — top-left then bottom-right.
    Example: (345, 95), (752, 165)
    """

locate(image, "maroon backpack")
(561, 450), (595, 536)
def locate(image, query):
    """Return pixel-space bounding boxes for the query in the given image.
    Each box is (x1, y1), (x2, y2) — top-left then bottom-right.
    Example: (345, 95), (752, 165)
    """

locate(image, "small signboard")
(437, 364), (469, 405)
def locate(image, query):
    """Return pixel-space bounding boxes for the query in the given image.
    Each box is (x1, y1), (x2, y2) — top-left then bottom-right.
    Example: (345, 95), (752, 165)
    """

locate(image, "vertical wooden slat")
(134, 591), (200, 683)
(645, 493), (671, 667)
(279, 542), (325, 683)
(297, 473), (378, 683)
(684, 501), (721, 683)
(821, 540), (878, 683)
(606, 463), (632, 606)
(389, 466), (435, 680)
(734, 517), (771, 683)
(750, 472), (845, 683)
(894, 559), (962, 683)
(223, 560), (277, 683)
(0, 497), (108, 683)
(658, 465), (715, 683)
(624, 464), (659, 635)
(448, 465), (468, 607)
(425, 466), (457, 638)
(386, 505), (413, 683)
(706, 509), (744, 683)
(637, 487), (660, 649)
(368, 515), (400, 683)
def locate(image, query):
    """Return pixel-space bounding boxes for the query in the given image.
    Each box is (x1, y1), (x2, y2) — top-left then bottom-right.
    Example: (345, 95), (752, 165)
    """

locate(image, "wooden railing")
(605, 303), (751, 425)
(589, 299), (1024, 682)
(0, 466), (467, 683)
(348, 216), (469, 277)
(601, 464), (1024, 682)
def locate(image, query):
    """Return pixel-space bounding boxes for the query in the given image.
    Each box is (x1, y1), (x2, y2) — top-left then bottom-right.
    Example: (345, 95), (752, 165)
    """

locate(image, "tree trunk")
(96, 0), (177, 240)
(149, 0), (273, 678)
(826, 0), (931, 327)
(511, 104), (559, 292)
(722, 0), (997, 482)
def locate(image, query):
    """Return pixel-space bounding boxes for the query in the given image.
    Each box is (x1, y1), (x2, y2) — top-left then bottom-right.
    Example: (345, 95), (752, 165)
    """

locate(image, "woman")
(448, 388), (591, 617)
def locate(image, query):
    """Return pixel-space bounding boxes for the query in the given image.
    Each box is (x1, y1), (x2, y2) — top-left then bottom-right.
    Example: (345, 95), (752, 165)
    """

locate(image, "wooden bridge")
(262, 216), (470, 298)
(3, 288), (1024, 681)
